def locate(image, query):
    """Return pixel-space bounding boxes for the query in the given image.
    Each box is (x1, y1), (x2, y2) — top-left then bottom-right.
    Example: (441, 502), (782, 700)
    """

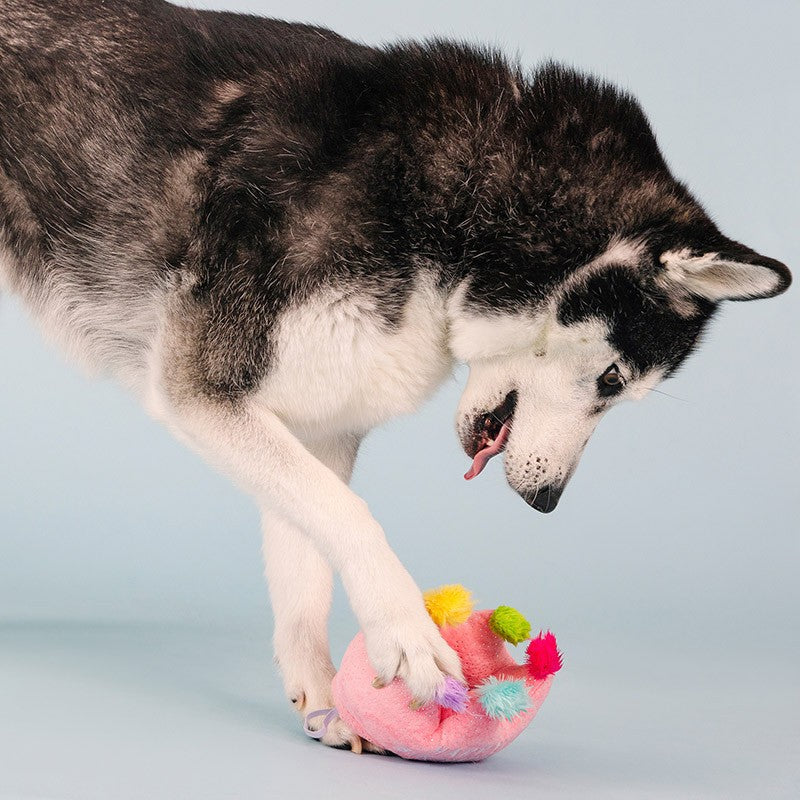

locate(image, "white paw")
(363, 603), (464, 707)
(305, 710), (385, 754)
(342, 549), (464, 707)
(285, 668), (383, 754)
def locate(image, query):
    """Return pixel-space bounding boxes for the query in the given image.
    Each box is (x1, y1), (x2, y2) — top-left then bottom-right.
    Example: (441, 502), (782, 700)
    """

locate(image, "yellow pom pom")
(424, 584), (474, 627)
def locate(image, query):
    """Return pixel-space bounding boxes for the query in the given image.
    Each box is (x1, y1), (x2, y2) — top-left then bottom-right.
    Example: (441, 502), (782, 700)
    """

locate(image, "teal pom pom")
(476, 677), (532, 721)
(489, 606), (532, 645)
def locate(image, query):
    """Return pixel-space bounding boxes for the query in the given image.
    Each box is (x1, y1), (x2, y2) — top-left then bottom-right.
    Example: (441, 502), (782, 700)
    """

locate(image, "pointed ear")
(659, 242), (792, 302)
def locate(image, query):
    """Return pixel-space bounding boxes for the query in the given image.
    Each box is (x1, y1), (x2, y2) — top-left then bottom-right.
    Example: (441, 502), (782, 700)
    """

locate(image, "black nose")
(522, 484), (563, 513)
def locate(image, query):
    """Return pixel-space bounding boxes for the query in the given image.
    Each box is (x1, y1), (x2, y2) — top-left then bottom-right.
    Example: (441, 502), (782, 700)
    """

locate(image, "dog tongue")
(464, 423), (510, 480)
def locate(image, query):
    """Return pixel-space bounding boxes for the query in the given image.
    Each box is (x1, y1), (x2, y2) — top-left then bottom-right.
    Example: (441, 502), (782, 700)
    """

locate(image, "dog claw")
(349, 735), (363, 754)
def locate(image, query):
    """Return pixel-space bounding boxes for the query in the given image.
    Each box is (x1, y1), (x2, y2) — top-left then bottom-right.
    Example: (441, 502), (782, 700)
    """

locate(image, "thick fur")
(0, 0), (791, 749)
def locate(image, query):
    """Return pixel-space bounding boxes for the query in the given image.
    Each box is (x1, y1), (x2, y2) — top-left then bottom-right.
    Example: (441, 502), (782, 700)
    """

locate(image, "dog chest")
(258, 280), (453, 436)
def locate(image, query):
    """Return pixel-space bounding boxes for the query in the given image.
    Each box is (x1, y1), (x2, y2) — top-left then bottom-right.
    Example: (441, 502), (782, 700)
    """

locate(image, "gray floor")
(1, 623), (797, 800)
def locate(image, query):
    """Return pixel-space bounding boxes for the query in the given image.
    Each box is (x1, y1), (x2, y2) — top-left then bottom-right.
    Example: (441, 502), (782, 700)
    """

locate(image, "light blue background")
(1, 1), (797, 798)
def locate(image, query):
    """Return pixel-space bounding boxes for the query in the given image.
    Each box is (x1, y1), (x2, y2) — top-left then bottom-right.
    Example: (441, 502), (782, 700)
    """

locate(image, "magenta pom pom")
(435, 676), (469, 712)
(526, 631), (563, 679)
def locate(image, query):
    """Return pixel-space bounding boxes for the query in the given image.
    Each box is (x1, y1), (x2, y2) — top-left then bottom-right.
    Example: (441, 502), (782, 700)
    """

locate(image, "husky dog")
(0, 0), (791, 750)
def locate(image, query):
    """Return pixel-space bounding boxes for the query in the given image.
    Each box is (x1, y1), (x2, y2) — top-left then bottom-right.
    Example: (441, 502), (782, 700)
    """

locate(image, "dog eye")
(597, 364), (625, 396)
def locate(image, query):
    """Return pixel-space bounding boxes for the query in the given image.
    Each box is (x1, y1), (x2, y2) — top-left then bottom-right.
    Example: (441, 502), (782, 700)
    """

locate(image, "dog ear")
(658, 241), (791, 302)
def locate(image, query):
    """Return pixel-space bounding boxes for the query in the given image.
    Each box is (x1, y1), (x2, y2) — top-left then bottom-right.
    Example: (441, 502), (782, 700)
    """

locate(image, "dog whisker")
(486, 409), (513, 429)
(646, 387), (689, 402)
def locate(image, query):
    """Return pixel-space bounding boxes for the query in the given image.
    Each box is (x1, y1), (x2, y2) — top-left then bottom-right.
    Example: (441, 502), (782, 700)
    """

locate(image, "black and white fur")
(0, 0), (791, 750)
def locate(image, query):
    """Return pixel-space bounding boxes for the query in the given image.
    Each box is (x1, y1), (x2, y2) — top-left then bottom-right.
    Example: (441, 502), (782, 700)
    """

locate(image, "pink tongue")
(464, 422), (511, 480)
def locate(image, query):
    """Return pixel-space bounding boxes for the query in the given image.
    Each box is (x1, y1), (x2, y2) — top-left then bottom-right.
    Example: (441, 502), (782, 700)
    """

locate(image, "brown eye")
(597, 364), (625, 397)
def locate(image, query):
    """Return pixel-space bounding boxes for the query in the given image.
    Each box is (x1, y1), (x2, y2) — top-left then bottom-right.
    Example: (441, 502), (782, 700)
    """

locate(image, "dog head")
(450, 235), (790, 512)
(439, 65), (791, 512)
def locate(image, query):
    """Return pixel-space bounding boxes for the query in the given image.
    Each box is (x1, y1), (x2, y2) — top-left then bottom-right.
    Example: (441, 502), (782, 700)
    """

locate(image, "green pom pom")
(489, 605), (531, 645)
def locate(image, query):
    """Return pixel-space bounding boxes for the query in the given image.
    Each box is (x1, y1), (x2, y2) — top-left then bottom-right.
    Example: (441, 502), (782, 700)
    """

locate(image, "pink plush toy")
(320, 585), (562, 762)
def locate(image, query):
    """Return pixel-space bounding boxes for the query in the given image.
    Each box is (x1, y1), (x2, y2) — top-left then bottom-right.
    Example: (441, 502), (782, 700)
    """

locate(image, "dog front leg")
(154, 386), (463, 710)
(262, 435), (367, 749)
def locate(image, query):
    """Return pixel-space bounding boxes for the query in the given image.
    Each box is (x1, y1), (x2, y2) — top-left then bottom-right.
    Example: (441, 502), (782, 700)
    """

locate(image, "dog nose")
(522, 484), (563, 513)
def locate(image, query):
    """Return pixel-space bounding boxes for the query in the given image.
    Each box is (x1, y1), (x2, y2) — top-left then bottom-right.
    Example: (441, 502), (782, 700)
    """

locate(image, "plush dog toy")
(316, 584), (562, 762)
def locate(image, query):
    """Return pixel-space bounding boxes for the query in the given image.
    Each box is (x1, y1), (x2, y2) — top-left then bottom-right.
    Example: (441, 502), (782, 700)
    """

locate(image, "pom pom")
(435, 676), (469, 712)
(424, 584), (474, 627)
(526, 631), (563, 679)
(488, 606), (531, 645)
(476, 677), (531, 721)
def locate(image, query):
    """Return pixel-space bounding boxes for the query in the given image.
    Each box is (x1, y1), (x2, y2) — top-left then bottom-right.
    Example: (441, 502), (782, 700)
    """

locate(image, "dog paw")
(342, 552), (464, 708)
(363, 606), (464, 708)
(305, 710), (386, 754)
(287, 672), (384, 754)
